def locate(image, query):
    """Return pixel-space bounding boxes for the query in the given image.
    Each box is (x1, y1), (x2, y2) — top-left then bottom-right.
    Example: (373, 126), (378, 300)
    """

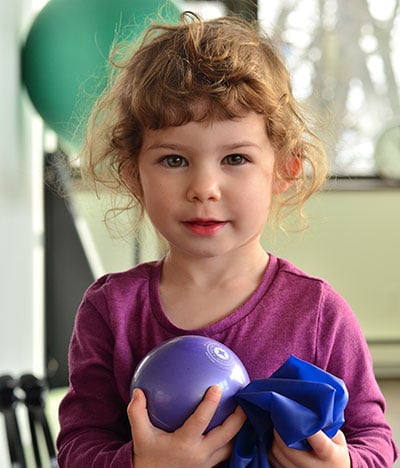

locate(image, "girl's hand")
(127, 385), (246, 468)
(268, 429), (351, 468)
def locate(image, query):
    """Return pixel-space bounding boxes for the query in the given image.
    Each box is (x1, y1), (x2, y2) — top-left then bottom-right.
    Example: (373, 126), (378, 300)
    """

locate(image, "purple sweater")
(57, 254), (398, 467)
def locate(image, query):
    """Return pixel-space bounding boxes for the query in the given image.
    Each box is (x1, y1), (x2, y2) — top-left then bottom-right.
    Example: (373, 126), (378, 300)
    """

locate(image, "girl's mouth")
(183, 219), (228, 236)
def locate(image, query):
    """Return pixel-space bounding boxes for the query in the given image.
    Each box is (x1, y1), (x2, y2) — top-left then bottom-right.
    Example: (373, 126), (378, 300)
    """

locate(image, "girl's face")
(137, 111), (279, 261)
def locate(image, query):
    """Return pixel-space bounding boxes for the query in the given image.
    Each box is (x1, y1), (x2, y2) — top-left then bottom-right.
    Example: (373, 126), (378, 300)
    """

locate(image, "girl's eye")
(223, 154), (249, 165)
(161, 155), (187, 168)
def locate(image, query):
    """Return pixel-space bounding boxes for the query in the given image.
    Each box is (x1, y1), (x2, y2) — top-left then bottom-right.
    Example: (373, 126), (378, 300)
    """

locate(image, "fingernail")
(211, 385), (222, 396)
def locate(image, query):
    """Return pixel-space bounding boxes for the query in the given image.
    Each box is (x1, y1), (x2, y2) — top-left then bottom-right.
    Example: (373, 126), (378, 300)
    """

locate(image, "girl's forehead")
(139, 111), (272, 153)
(185, 99), (248, 120)
(141, 97), (258, 130)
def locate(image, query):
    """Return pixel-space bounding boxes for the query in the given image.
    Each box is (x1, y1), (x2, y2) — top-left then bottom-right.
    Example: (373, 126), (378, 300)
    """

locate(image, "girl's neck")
(162, 245), (269, 288)
(159, 246), (269, 330)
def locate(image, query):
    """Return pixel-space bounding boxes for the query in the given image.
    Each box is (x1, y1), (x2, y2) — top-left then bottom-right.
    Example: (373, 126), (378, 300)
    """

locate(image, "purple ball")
(130, 335), (250, 432)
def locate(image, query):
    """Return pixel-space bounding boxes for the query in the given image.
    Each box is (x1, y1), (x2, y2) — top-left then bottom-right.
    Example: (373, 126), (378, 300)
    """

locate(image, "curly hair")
(81, 11), (327, 232)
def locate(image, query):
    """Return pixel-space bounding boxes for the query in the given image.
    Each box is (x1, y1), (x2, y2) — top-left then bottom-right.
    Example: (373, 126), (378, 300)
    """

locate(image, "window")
(258, 0), (400, 177)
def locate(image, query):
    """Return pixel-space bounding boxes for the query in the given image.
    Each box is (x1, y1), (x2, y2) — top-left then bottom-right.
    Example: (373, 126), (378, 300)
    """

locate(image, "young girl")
(56, 11), (398, 468)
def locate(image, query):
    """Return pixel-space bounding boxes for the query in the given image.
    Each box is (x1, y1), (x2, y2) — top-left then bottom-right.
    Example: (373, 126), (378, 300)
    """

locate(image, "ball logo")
(214, 347), (229, 360)
(205, 342), (234, 368)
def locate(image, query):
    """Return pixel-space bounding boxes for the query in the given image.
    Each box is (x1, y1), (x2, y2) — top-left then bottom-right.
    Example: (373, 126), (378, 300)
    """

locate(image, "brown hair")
(81, 11), (327, 231)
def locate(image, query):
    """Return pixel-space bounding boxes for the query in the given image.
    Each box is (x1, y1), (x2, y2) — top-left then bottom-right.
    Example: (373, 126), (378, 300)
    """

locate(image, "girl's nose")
(186, 170), (222, 202)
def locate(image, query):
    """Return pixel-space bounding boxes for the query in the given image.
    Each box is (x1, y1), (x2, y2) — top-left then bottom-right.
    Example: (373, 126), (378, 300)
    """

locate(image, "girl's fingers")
(127, 388), (154, 439)
(307, 430), (335, 460)
(180, 385), (222, 437)
(207, 405), (247, 447)
(307, 429), (349, 464)
(128, 386), (246, 467)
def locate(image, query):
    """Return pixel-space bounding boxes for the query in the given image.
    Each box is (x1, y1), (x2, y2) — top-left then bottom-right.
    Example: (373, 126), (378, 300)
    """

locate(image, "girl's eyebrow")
(144, 142), (185, 152)
(145, 141), (262, 152)
(221, 141), (262, 150)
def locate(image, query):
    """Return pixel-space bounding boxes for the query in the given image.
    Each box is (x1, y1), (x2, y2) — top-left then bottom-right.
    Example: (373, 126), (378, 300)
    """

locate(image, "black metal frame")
(0, 374), (57, 467)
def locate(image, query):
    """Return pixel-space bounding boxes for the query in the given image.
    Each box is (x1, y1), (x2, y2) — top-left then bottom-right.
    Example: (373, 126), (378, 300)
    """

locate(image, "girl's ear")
(273, 155), (302, 195)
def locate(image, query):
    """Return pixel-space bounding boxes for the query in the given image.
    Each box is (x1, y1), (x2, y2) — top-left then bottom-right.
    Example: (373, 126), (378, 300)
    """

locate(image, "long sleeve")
(314, 285), (399, 467)
(56, 293), (134, 467)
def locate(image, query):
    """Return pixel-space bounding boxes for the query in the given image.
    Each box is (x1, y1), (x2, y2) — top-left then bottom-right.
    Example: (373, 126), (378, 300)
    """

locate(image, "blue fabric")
(229, 355), (348, 467)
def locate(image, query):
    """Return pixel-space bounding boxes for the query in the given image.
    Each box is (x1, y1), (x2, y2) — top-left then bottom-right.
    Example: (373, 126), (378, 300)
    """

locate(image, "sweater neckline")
(149, 253), (279, 335)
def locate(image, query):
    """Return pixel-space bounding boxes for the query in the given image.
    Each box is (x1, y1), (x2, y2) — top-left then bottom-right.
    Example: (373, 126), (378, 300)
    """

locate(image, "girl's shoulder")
(270, 254), (351, 313)
(269, 254), (329, 293)
(83, 259), (163, 301)
(273, 255), (325, 283)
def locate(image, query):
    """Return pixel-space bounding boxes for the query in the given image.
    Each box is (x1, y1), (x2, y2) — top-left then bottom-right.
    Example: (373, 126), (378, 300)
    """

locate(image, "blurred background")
(1, 0), (399, 465)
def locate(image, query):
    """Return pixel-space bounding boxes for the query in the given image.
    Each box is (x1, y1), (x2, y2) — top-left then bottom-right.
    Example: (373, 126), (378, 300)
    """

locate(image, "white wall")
(0, 0), (45, 465)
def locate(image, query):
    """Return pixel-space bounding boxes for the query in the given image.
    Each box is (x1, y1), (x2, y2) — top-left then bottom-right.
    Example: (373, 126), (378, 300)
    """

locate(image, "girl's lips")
(182, 219), (228, 236)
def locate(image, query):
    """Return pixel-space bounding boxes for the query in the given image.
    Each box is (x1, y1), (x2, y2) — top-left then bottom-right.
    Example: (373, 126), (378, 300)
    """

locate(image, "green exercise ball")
(22, 0), (180, 152)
